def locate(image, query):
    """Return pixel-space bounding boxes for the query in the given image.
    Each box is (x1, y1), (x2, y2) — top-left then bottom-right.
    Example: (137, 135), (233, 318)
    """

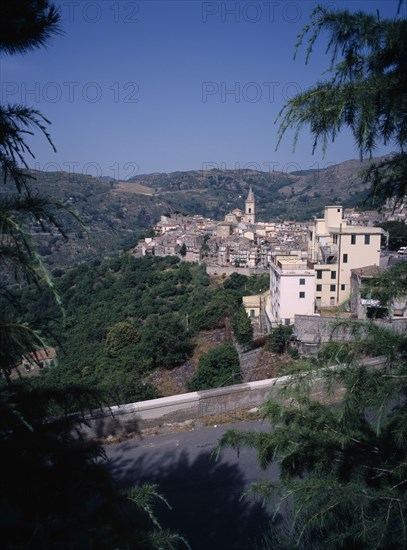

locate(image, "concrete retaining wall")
(78, 356), (385, 440)
(79, 379), (278, 439)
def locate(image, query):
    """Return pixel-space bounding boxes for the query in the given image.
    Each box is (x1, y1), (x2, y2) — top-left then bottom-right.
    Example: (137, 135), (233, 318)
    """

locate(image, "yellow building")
(243, 290), (269, 332)
(309, 206), (383, 308)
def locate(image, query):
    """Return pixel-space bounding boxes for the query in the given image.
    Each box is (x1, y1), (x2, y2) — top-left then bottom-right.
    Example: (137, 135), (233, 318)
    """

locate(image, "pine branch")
(0, 1), (62, 56)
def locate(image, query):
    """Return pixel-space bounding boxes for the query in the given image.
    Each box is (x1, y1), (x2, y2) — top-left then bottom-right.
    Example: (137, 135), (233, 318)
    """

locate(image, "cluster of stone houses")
(134, 188), (309, 268)
(133, 189), (406, 330)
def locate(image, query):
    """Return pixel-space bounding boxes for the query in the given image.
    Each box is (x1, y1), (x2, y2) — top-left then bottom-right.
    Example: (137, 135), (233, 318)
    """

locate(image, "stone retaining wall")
(295, 314), (407, 354)
(206, 265), (268, 277)
(78, 356), (385, 440)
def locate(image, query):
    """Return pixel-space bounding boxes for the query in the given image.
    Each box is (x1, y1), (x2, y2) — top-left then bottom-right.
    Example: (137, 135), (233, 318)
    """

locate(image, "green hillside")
(14, 256), (268, 410)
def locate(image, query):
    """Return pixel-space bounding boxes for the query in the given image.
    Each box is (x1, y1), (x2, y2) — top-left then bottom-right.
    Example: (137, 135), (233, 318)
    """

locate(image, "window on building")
(333, 234), (338, 244)
(285, 318), (290, 325)
(330, 297), (335, 306)
(351, 234), (356, 245)
(364, 234), (370, 245)
(250, 309), (255, 318)
(316, 270), (322, 279)
(343, 253), (348, 263)
(299, 291), (305, 298)
(341, 284), (345, 291)
(316, 297), (321, 307)
(330, 284), (336, 292)
(331, 270), (336, 279)
(299, 278), (305, 285)
(316, 284), (322, 291)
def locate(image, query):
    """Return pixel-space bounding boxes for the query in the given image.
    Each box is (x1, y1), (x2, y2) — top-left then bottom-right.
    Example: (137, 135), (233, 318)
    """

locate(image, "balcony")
(318, 241), (338, 264)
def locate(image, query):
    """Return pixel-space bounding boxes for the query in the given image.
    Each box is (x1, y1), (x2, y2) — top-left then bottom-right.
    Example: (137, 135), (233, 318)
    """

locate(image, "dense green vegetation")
(231, 305), (253, 347)
(267, 324), (293, 354)
(9, 256), (267, 409)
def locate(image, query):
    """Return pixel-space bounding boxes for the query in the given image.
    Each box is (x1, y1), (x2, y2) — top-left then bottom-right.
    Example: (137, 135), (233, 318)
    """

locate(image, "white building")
(268, 255), (315, 325)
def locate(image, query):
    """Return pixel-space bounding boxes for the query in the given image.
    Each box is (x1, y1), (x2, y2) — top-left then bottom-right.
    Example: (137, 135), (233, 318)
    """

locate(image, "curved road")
(105, 420), (281, 549)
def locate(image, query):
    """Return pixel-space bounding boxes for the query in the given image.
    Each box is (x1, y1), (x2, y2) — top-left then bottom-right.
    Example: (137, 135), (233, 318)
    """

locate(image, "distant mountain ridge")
(127, 155), (389, 220)
(15, 155), (390, 269)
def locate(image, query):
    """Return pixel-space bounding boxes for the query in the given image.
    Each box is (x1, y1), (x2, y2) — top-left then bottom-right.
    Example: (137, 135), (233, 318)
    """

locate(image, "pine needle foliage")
(0, 3), (81, 380)
(276, 3), (407, 204)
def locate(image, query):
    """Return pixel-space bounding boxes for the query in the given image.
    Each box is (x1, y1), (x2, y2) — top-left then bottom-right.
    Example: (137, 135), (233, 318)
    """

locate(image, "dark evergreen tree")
(267, 324), (293, 354)
(218, 263), (407, 549)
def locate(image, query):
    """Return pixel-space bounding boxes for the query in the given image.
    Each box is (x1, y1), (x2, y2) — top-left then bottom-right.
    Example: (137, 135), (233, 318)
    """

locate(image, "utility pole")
(337, 223), (342, 305)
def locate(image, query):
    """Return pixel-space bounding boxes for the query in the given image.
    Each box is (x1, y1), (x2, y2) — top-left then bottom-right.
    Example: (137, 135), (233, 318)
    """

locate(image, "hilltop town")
(134, 188), (406, 330)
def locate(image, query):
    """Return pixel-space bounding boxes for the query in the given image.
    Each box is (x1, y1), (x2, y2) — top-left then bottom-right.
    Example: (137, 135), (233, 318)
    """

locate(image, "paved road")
(105, 420), (281, 550)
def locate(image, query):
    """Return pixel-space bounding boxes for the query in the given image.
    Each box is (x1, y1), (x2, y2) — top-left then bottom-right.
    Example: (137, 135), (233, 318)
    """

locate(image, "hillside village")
(133, 188), (407, 346)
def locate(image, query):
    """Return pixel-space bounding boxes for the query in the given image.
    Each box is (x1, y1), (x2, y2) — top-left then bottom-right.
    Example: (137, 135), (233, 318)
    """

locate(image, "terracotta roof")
(27, 348), (57, 362)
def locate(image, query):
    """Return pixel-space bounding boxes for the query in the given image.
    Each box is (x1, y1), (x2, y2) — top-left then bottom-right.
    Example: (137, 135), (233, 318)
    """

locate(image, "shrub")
(268, 324), (293, 354)
(188, 343), (242, 391)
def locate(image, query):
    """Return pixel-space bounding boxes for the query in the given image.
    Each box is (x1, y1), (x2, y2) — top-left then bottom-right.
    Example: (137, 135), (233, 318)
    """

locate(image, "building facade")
(308, 206), (383, 308)
(268, 255), (315, 325)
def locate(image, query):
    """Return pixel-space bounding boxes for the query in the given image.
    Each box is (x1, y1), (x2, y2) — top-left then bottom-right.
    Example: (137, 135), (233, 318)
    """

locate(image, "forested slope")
(13, 255), (268, 409)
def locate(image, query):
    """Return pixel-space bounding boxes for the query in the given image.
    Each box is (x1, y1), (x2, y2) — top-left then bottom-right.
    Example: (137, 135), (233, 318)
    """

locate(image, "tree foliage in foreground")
(277, 3), (407, 205)
(217, 262), (407, 547)
(0, 1), (67, 382)
(218, 316), (407, 548)
(0, 2), (188, 548)
(1, 384), (189, 549)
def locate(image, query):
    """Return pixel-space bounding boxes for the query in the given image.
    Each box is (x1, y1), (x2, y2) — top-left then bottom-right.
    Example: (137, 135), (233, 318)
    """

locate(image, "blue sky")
(0, 0), (402, 178)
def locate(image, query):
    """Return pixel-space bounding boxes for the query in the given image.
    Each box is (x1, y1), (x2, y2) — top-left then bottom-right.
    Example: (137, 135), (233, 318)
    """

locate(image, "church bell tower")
(245, 186), (255, 224)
